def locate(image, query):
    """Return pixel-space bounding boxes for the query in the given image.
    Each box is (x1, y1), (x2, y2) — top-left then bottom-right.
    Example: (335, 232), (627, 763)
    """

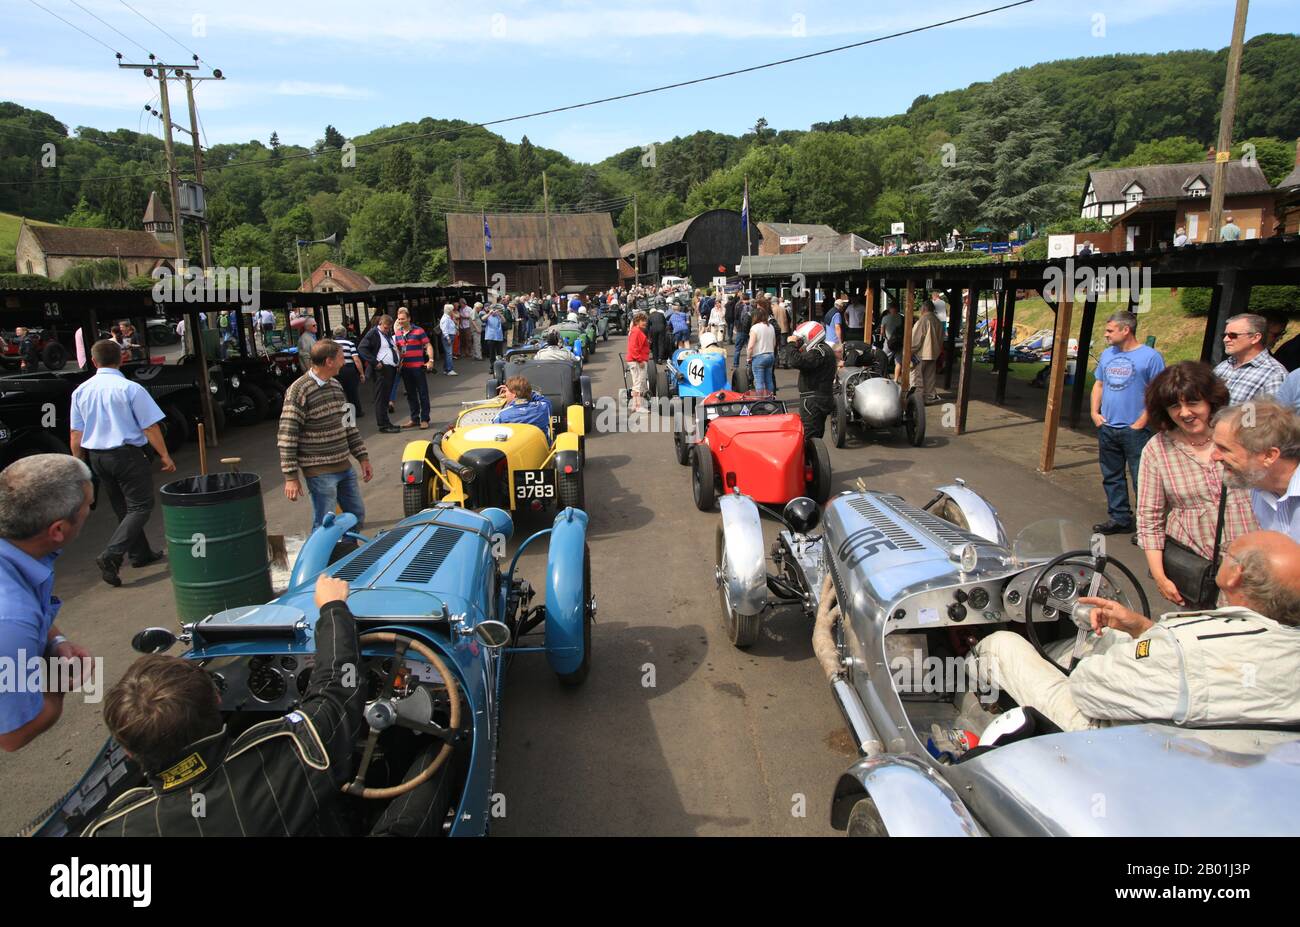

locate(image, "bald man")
(973, 531), (1300, 732)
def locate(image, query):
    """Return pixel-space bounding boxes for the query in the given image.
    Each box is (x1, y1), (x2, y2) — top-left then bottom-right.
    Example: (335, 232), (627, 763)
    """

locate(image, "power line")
(117, 0), (204, 64)
(67, 0), (152, 56)
(24, 0), (121, 55)
(0, 0), (1035, 187)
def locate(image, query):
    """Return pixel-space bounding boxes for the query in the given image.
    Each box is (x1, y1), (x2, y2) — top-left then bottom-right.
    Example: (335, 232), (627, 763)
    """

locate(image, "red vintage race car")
(681, 389), (831, 512)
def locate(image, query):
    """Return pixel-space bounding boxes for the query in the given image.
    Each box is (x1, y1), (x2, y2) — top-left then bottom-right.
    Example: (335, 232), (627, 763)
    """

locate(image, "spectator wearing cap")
(1213, 313), (1288, 405)
(68, 339), (175, 587)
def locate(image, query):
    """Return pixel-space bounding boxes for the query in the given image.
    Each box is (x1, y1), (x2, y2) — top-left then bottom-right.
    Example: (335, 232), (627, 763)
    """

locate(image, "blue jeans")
(441, 334), (455, 372)
(733, 339), (744, 370)
(1098, 425), (1152, 524)
(306, 468), (365, 532)
(752, 352), (776, 394)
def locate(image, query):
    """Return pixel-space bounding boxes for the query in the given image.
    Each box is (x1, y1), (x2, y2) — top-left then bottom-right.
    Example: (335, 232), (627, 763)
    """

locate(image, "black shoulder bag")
(1162, 486), (1228, 610)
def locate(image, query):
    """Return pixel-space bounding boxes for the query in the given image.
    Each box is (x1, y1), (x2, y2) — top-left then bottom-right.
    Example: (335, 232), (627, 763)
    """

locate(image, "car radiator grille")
(334, 525), (416, 581)
(396, 527), (462, 584)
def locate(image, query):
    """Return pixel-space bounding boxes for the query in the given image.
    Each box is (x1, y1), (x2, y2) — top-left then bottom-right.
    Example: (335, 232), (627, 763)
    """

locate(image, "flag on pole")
(483, 216), (493, 253)
(741, 180), (750, 230)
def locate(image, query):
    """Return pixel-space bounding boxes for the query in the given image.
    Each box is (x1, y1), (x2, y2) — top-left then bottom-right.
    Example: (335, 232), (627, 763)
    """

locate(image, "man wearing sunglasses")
(1213, 313), (1287, 405)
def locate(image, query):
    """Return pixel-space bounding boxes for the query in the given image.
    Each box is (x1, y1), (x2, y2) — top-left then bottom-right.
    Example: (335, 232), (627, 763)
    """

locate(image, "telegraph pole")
(120, 56), (219, 445)
(182, 69), (217, 268)
(633, 194), (639, 285)
(1208, 0), (1249, 242)
(542, 170), (556, 295)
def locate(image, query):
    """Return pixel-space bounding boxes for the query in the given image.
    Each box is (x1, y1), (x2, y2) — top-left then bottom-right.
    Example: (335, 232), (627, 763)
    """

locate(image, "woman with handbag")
(1136, 361), (1258, 608)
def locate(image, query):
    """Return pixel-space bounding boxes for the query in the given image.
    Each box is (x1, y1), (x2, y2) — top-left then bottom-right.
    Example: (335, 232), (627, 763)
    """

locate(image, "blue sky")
(3, 0), (1297, 164)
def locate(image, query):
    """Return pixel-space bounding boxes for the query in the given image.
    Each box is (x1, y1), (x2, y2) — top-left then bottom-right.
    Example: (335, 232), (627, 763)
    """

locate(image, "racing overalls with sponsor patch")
(1070, 606), (1300, 727)
(84, 603), (369, 836)
(788, 342), (837, 440)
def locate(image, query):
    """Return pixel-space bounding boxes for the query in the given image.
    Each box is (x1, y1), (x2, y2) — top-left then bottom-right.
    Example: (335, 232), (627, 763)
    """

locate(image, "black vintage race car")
(488, 352), (594, 437)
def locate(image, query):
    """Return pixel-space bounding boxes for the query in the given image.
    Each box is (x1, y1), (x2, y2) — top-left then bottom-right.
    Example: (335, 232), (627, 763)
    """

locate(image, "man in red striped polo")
(395, 307), (435, 429)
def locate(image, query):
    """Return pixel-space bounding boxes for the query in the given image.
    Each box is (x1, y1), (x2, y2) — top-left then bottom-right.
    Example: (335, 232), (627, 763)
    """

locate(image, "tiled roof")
(26, 224), (174, 258)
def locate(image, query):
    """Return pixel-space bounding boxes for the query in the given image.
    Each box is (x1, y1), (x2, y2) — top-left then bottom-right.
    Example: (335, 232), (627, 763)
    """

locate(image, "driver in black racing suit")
(786, 320), (838, 440)
(83, 575), (454, 836)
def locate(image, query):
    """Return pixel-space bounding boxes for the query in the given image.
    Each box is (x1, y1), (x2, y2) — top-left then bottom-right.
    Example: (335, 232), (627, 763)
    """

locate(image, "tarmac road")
(0, 328), (1158, 837)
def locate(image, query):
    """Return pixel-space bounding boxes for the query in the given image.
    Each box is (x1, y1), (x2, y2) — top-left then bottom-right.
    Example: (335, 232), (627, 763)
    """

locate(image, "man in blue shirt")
(0, 454), (96, 752)
(1212, 400), (1300, 543)
(1089, 310), (1165, 534)
(1277, 368), (1300, 414)
(69, 340), (177, 587)
(494, 376), (552, 439)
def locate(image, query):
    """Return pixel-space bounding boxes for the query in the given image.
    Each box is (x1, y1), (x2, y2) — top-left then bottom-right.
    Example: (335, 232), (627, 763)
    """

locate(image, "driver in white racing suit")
(972, 531), (1300, 732)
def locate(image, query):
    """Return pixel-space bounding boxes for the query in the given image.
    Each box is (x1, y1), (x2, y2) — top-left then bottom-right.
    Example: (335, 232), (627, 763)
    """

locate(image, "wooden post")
(995, 287), (1017, 405)
(1206, 268), (1249, 364)
(943, 286), (961, 389)
(1200, 285), (1225, 362)
(956, 285), (979, 434)
(865, 283), (877, 343)
(1069, 293), (1098, 428)
(900, 280), (915, 392)
(1039, 289), (1075, 473)
(542, 171), (555, 295)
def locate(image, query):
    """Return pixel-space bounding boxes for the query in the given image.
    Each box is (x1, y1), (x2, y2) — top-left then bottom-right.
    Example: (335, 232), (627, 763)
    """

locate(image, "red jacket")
(627, 326), (650, 363)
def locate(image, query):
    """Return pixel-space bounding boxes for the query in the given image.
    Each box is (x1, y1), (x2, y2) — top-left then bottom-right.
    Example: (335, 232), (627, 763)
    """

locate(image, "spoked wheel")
(673, 425), (692, 465)
(904, 389), (926, 447)
(343, 632), (462, 799)
(716, 524), (760, 648)
(831, 391), (848, 449)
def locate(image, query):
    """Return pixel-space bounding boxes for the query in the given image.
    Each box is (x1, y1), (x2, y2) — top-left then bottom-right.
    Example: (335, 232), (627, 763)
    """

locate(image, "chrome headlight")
(230, 375), (240, 389)
(209, 382), (219, 394)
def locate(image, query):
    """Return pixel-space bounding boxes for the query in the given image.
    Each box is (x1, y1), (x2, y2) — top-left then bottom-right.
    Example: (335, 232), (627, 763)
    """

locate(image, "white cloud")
(273, 80), (374, 100)
(0, 63), (148, 109)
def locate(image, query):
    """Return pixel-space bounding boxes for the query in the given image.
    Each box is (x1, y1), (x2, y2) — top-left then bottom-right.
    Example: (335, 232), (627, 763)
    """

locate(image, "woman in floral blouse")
(1137, 361), (1258, 607)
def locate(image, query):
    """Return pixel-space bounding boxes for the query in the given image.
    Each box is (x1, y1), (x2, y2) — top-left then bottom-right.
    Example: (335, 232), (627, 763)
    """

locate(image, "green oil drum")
(161, 472), (273, 621)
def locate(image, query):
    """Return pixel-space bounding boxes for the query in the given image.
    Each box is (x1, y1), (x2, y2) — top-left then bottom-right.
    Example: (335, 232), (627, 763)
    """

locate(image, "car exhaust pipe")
(813, 573), (885, 757)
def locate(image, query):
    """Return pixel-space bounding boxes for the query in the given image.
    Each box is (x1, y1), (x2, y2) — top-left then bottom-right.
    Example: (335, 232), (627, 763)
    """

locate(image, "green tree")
(58, 257), (127, 288)
(346, 191), (414, 281)
(214, 223), (274, 270)
(323, 125), (345, 150)
(1117, 136), (1208, 167)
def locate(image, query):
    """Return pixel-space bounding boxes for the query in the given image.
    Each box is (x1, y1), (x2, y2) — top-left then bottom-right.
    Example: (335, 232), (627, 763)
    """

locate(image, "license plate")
(514, 469), (556, 501)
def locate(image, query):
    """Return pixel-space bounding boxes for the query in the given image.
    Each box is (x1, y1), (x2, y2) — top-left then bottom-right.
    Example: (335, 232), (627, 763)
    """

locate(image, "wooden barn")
(621, 209), (762, 285)
(445, 211), (620, 293)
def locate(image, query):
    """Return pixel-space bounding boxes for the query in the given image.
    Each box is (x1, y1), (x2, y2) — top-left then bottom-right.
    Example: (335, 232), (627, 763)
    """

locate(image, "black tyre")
(207, 395), (226, 435)
(845, 796), (890, 837)
(403, 480), (429, 517)
(228, 382), (269, 427)
(731, 362), (751, 393)
(41, 342), (67, 370)
(148, 323), (178, 346)
(905, 389), (927, 447)
(649, 363), (666, 399)
(717, 524), (760, 648)
(559, 462), (585, 510)
(673, 426), (691, 465)
(263, 381), (286, 418)
(807, 438), (832, 504)
(556, 544), (593, 687)
(831, 391), (848, 449)
(160, 404), (189, 452)
(691, 443), (717, 512)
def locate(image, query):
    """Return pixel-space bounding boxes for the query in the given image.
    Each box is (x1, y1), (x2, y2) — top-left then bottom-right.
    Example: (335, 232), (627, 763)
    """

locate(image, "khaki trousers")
(972, 631), (1096, 732)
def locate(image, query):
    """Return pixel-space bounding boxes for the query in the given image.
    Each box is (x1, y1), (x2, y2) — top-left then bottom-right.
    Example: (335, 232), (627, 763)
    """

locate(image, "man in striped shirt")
(395, 307), (435, 428)
(331, 326), (366, 420)
(277, 339), (372, 531)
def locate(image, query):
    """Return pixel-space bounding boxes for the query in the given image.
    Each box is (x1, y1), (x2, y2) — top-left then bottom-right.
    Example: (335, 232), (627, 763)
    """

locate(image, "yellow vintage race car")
(401, 395), (586, 516)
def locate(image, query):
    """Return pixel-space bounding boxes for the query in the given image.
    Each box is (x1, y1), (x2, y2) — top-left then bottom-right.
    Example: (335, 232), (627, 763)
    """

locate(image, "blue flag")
(483, 217), (493, 253)
(741, 181), (749, 230)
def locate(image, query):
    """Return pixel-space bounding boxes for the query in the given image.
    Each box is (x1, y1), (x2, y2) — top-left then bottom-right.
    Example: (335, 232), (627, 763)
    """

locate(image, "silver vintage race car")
(714, 482), (1300, 836)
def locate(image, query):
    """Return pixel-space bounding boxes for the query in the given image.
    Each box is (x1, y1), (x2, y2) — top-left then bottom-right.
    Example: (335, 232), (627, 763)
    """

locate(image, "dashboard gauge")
(1005, 589), (1022, 606)
(1049, 572), (1077, 600)
(968, 587), (990, 610)
(280, 656), (298, 672)
(1041, 605), (1059, 620)
(248, 657), (286, 703)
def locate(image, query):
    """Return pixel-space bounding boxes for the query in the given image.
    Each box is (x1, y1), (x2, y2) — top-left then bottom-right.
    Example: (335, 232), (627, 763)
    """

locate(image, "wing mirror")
(132, 627), (178, 654)
(473, 620), (512, 650)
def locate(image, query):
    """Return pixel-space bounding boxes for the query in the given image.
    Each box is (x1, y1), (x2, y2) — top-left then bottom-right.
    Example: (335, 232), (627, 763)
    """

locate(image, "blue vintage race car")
(649, 338), (739, 400)
(27, 504), (593, 838)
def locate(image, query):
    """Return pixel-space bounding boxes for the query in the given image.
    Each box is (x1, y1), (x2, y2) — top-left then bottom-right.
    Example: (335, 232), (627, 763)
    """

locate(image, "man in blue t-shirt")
(1090, 310), (1165, 534)
(494, 376), (552, 440)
